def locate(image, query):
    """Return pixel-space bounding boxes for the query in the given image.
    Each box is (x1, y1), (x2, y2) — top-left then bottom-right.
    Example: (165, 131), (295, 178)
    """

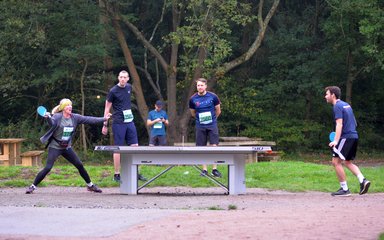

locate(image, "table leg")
(228, 154), (246, 195)
(120, 154), (137, 194)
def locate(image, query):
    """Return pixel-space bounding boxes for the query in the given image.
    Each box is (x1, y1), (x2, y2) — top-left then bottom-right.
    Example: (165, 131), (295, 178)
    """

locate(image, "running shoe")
(331, 188), (351, 196)
(113, 173), (120, 182)
(25, 185), (36, 194)
(212, 169), (222, 178)
(359, 179), (371, 195)
(200, 170), (208, 177)
(87, 184), (102, 193)
(138, 173), (147, 181)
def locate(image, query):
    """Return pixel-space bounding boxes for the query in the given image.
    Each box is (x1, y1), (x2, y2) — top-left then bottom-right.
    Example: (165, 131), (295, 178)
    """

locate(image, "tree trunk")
(164, 1), (183, 145)
(80, 59), (88, 153)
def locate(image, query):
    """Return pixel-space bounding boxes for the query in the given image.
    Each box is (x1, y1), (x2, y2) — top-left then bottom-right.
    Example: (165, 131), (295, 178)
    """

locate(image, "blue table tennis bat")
(329, 131), (335, 142)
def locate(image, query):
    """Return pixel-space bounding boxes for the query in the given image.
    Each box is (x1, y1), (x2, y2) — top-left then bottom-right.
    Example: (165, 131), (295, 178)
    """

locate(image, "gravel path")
(0, 187), (383, 240)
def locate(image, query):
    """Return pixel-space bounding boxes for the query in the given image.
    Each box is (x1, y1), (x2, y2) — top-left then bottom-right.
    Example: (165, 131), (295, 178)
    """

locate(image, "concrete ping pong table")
(94, 146), (272, 195)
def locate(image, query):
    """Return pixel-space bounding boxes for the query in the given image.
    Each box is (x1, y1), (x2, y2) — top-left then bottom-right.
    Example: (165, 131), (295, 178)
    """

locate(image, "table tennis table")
(94, 146), (272, 195)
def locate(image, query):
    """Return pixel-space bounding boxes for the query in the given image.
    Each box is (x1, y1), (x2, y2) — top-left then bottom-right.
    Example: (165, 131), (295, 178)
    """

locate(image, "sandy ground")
(0, 186), (383, 240)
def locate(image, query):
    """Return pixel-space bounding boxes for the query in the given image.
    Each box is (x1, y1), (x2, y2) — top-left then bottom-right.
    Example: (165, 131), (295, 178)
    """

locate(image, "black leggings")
(33, 147), (91, 186)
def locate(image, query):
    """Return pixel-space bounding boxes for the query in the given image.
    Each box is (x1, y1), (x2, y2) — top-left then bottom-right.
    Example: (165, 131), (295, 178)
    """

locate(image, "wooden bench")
(20, 151), (44, 167)
(257, 151), (280, 162)
(220, 137), (278, 163)
(0, 138), (25, 166)
(175, 137), (279, 163)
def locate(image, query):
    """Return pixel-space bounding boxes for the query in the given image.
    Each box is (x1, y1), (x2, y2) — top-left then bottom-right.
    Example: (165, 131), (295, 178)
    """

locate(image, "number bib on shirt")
(153, 122), (163, 129)
(62, 127), (74, 141)
(199, 111), (212, 125)
(123, 109), (134, 123)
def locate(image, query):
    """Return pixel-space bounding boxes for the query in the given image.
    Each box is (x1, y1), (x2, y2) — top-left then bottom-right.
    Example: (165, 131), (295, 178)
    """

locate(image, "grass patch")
(228, 204), (237, 210)
(379, 233), (384, 240)
(207, 206), (224, 210)
(247, 161), (384, 193)
(1, 161), (383, 194)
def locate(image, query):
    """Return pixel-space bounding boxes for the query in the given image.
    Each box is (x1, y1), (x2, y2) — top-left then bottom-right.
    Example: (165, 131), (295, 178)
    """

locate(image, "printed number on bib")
(62, 127), (74, 141)
(123, 109), (134, 123)
(199, 111), (212, 125)
(154, 122), (163, 129)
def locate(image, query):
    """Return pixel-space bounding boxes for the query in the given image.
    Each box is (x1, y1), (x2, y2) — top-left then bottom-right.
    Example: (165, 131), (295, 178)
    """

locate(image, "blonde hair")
(52, 98), (72, 114)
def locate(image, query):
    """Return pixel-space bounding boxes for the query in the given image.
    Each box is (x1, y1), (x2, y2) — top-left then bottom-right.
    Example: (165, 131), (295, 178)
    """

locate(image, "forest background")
(1, 0), (383, 159)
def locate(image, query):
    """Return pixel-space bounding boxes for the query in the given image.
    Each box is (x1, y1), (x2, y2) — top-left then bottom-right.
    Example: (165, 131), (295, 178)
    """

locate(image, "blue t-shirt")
(189, 91), (220, 128)
(333, 100), (358, 139)
(148, 109), (168, 136)
(107, 84), (133, 124)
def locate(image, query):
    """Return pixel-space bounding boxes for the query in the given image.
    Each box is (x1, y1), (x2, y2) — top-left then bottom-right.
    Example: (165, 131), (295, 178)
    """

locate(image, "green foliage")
(0, 0), (106, 120)
(216, 76), (262, 136)
(358, 0), (384, 69)
(0, 0), (48, 111)
(0, 119), (46, 151)
(217, 74), (327, 151)
(166, 0), (255, 75)
(324, 0), (384, 69)
(240, 115), (324, 151)
(1, 0), (384, 154)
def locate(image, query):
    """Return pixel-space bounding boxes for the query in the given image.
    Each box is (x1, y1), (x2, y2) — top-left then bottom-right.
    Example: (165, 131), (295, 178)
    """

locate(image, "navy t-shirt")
(107, 84), (133, 124)
(333, 100), (358, 139)
(189, 91), (220, 128)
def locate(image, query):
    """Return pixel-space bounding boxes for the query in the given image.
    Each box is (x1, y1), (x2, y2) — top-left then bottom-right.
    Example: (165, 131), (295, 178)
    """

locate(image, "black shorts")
(332, 138), (358, 161)
(195, 126), (219, 146)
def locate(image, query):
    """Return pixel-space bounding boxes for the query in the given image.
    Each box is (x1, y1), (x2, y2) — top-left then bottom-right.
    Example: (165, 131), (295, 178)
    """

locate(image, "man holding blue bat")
(325, 86), (371, 196)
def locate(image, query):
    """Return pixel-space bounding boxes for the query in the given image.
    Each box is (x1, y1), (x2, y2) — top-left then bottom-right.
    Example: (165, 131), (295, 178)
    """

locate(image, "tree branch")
(144, 0), (167, 72)
(215, 0), (280, 78)
(120, 17), (169, 72)
(136, 65), (163, 100)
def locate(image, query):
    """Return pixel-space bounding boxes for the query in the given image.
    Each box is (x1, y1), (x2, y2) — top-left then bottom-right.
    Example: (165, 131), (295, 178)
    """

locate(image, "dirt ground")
(0, 186), (383, 240)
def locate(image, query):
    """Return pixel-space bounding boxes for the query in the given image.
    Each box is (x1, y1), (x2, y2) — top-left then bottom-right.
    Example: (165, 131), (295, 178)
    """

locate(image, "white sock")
(87, 182), (93, 187)
(340, 181), (348, 191)
(357, 174), (365, 183)
(31, 184), (36, 189)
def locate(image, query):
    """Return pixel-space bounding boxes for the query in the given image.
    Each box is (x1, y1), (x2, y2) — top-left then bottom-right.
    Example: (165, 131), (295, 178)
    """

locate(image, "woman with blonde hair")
(26, 98), (111, 194)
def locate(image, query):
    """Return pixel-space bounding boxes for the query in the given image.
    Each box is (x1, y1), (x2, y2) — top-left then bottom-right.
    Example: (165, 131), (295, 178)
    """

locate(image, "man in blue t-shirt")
(325, 86), (370, 196)
(189, 78), (222, 178)
(147, 100), (169, 146)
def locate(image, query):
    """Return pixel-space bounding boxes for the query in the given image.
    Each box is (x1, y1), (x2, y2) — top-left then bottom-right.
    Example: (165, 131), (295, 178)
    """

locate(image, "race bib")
(153, 122), (163, 129)
(62, 127), (74, 141)
(123, 109), (134, 123)
(199, 111), (212, 125)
